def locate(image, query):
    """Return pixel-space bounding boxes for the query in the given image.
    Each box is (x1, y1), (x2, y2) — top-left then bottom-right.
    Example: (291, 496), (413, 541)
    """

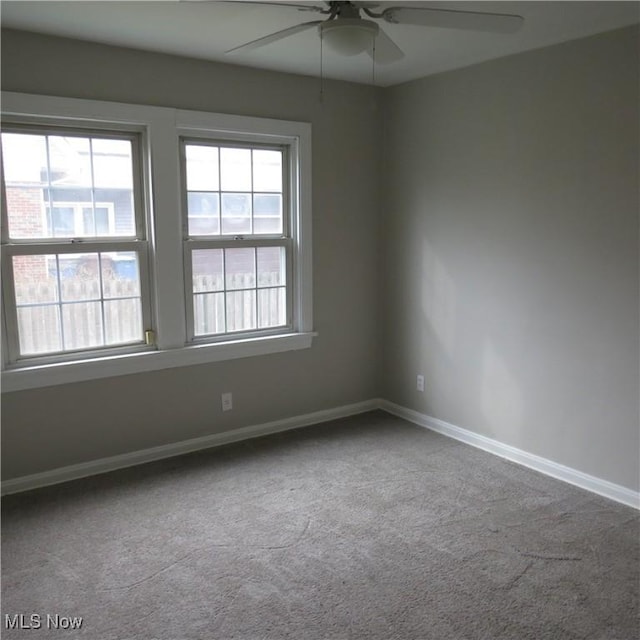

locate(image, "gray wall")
(381, 26), (639, 491)
(0, 30), (383, 478)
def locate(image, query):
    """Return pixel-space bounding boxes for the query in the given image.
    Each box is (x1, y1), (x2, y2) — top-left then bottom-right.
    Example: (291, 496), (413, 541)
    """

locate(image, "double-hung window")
(1, 93), (313, 391)
(1, 125), (151, 362)
(182, 140), (291, 340)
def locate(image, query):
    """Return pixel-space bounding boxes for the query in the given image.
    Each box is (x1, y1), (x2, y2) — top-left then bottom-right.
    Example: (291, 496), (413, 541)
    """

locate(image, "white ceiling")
(2, 1), (639, 86)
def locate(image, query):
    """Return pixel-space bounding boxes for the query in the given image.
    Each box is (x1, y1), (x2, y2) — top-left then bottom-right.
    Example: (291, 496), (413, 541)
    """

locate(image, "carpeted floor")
(2, 410), (638, 640)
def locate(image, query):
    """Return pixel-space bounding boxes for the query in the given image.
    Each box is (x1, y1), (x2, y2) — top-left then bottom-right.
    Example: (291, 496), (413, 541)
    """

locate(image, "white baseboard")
(3, 398), (638, 510)
(379, 400), (640, 510)
(1, 399), (379, 496)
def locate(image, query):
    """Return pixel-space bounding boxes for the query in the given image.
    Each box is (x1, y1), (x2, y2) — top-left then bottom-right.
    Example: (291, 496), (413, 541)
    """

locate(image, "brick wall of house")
(6, 187), (49, 281)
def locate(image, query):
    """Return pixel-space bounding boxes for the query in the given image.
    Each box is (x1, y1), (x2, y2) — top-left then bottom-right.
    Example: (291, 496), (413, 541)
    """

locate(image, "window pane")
(2, 133), (49, 239)
(1, 133), (48, 185)
(83, 207), (108, 236)
(61, 301), (103, 350)
(253, 194), (282, 234)
(102, 252), (140, 299)
(192, 249), (224, 293)
(17, 305), (62, 355)
(188, 192), (220, 236)
(92, 138), (134, 189)
(226, 290), (256, 333)
(186, 145), (219, 191)
(5, 184), (48, 239)
(59, 253), (101, 301)
(13, 255), (59, 304)
(48, 136), (92, 187)
(49, 206), (75, 237)
(257, 247), (286, 287)
(220, 148), (251, 191)
(258, 287), (286, 328)
(225, 248), (255, 290)
(253, 149), (282, 192)
(194, 292), (225, 336)
(104, 299), (142, 345)
(221, 193), (251, 235)
(95, 188), (135, 237)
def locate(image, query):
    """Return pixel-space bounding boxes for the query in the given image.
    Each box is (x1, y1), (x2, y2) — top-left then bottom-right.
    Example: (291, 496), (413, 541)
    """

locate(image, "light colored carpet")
(2, 410), (638, 639)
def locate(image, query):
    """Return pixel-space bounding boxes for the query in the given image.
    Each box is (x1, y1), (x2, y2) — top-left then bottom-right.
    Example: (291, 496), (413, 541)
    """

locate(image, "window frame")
(1, 123), (154, 365)
(180, 136), (294, 344)
(1, 92), (314, 392)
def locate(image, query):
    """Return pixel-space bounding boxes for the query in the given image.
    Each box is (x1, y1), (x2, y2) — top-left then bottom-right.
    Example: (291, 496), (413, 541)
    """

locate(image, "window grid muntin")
(1, 123), (153, 364)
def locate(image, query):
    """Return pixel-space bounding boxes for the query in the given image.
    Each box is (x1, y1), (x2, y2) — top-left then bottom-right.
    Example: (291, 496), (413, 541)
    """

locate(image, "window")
(182, 141), (290, 340)
(1, 92), (314, 391)
(1, 127), (151, 362)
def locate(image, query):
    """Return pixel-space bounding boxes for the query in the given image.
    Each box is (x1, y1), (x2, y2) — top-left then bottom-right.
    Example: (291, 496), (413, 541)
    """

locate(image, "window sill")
(1, 332), (317, 392)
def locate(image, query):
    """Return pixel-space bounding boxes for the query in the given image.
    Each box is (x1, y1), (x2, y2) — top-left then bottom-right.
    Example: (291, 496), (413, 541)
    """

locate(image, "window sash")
(180, 138), (289, 240)
(1, 125), (146, 243)
(183, 238), (293, 343)
(2, 242), (153, 364)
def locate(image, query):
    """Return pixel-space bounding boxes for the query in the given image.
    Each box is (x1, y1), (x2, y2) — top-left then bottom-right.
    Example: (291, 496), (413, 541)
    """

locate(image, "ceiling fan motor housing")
(223, 0), (525, 62)
(319, 18), (379, 56)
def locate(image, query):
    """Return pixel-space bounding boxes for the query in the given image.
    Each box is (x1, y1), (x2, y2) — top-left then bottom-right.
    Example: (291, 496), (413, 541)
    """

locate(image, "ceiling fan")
(215, 1), (525, 64)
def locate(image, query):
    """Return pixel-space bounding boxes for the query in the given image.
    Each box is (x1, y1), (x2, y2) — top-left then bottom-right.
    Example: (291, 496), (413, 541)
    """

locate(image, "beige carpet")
(2, 411), (638, 639)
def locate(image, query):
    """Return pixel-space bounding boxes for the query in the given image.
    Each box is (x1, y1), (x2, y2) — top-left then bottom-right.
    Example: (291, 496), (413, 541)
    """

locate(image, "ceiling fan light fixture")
(319, 18), (379, 56)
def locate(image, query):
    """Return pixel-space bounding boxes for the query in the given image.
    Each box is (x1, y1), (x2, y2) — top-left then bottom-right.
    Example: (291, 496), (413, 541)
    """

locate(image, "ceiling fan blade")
(186, 0), (327, 11)
(225, 20), (323, 54)
(368, 26), (403, 64)
(382, 6), (524, 34)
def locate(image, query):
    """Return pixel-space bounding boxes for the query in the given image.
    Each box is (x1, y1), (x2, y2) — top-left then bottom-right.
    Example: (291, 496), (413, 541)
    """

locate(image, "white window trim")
(1, 92), (315, 392)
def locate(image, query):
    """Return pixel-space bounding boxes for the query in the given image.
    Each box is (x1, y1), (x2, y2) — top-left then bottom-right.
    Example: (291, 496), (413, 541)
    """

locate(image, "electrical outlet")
(416, 375), (425, 392)
(221, 392), (233, 412)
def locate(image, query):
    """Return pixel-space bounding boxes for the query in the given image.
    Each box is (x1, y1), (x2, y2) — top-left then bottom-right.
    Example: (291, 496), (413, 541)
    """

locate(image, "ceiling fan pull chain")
(371, 32), (376, 86)
(319, 31), (324, 103)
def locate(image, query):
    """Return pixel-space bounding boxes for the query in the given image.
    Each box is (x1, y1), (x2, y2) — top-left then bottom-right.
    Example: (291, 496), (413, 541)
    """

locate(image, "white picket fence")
(192, 273), (285, 336)
(16, 273), (284, 355)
